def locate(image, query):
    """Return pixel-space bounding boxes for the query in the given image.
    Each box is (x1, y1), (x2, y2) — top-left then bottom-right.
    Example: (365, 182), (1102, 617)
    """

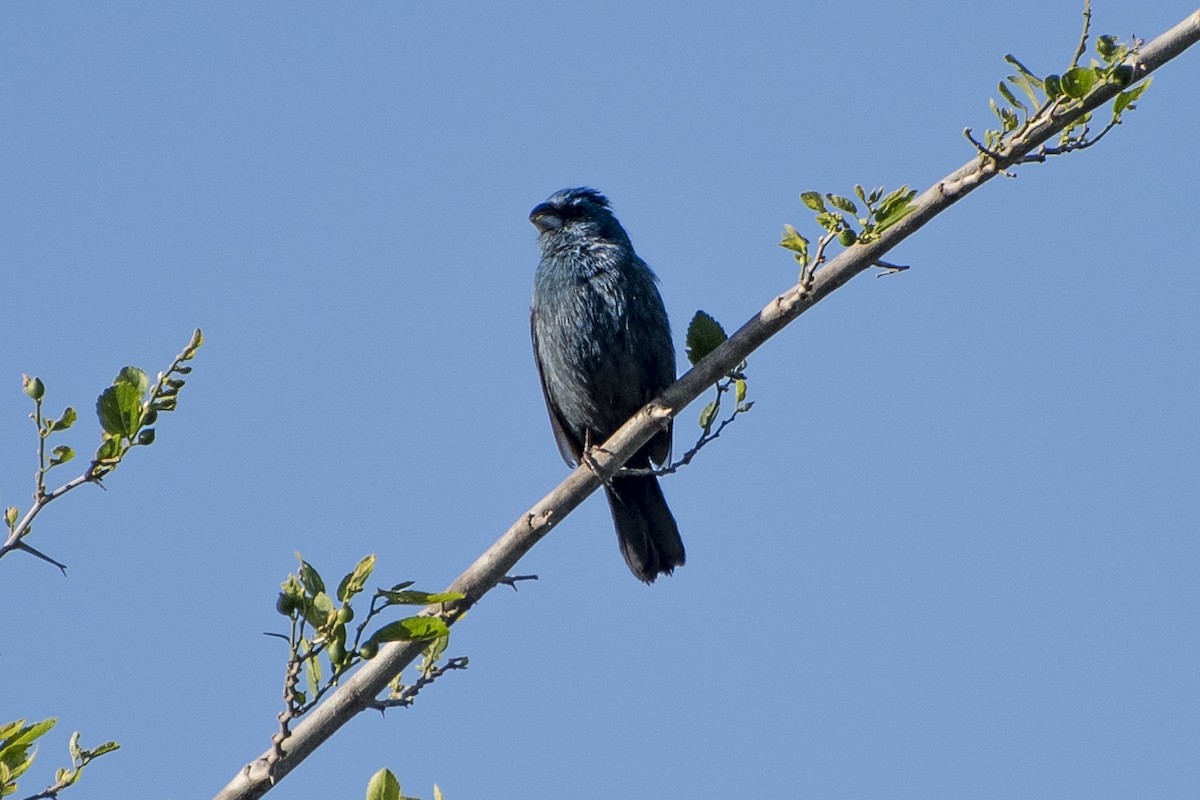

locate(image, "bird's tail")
(604, 474), (685, 583)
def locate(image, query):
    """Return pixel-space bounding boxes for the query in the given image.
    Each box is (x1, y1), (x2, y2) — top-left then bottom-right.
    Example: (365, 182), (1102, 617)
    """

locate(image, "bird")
(529, 187), (685, 583)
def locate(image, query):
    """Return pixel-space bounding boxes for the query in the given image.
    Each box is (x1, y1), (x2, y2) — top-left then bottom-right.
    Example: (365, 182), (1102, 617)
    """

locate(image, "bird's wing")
(531, 309), (583, 466)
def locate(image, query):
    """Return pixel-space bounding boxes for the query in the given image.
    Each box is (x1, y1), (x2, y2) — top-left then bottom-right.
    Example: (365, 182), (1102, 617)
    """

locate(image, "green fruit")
(838, 229), (858, 247)
(337, 605), (355, 623)
(359, 642), (379, 660)
(276, 593), (298, 616)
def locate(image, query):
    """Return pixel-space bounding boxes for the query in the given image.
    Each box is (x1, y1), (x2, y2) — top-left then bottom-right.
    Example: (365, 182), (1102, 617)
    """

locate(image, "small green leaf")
(997, 80), (1022, 110)
(49, 445), (75, 467)
(368, 616), (450, 644)
(734, 379), (747, 404)
(685, 311), (727, 366)
(297, 556), (326, 596)
(1096, 34), (1118, 62)
(5, 506), (18, 527)
(4, 717), (56, 749)
(86, 741), (120, 758)
(1060, 66), (1098, 99)
(814, 212), (840, 232)
(799, 191), (825, 212)
(51, 407), (77, 431)
(826, 194), (857, 214)
(378, 589), (465, 606)
(366, 768), (402, 800)
(305, 652), (321, 699)
(337, 554), (378, 602)
(96, 383), (142, 437)
(22, 375), (44, 401)
(114, 366), (150, 396)
(778, 224), (809, 262)
(423, 633), (449, 666)
(698, 400), (718, 430)
(94, 436), (121, 462)
(1007, 72), (1041, 109)
(1113, 78), (1150, 115)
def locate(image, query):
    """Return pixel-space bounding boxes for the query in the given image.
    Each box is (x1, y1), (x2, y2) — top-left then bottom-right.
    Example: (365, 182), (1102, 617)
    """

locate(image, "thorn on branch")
(873, 260), (910, 277)
(369, 656), (469, 712)
(498, 574), (539, 590)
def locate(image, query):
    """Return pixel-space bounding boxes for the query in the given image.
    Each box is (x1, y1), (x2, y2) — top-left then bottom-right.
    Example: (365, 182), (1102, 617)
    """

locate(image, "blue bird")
(529, 188), (685, 583)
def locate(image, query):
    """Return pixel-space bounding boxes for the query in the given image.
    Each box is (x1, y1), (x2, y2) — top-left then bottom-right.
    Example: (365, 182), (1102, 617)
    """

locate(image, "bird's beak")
(529, 204), (562, 234)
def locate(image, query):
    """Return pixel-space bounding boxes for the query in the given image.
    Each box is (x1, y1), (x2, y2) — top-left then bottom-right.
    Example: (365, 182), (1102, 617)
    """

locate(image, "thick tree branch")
(213, 11), (1200, 799)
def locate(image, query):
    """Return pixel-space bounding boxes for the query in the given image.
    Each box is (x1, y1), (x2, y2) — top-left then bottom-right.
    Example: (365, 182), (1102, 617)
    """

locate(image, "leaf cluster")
(90, 328), (203, 481)
(0, 718), (118, 799)
(975, 3), (1151, 159)
(684, 311), (752, 437)
(273, 554), (464, 715)
(779, 185), (917, 285)
(3, 329), (204, 571)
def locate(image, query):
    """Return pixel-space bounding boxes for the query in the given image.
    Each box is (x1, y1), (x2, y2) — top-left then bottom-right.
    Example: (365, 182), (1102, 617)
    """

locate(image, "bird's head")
(529, 187), (629, 247)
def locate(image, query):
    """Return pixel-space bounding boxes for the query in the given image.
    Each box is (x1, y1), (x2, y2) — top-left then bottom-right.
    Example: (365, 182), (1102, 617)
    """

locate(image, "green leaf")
(1060, 66), (1098, 99)
(21, 375), (45, 401)
(86, 741), (120, 758)
(1003, 54), (1044, 87)
(778, 224), (809, 262)
(423, 633), (449, 666)
(94, 436), (121, 462)
(799, 191), (825, 212)
(1096, 34), (1118, 62)
(685, 311), (727, 366)
(433, 784), (444, 800)
(0, 718), (55, 758)
(1008, 72), (1042, 109)
(114, 366), (150, 396)
(297, 555), (326, 596)
(337, 554), (377, 603)
(997, 80), (1022, 110)
(826, 194), (858, 214)
(378, 590), (465, 606)
(814, 211), (840, 232)
(49, 445), (75, 467)
(698, 400), (718, 430)
(734, 379), (747, 404)
(5, 507), (18, 528)
(187, 328), (204, 355)
(305, 652), (321, 699)
(96, 383), (143, 437)
(51, 406), (77, 431)
(1113, 78), (1150, 116)
(366, 768), (402, 800)
(368, 616), (450, 644)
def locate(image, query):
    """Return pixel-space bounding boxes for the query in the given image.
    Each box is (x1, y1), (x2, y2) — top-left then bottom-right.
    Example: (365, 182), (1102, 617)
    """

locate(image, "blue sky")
(2, 3), (1198, 798)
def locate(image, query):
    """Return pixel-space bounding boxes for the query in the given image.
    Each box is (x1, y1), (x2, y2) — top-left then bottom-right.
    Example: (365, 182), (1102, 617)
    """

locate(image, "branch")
(212, 11), (1200, 799)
